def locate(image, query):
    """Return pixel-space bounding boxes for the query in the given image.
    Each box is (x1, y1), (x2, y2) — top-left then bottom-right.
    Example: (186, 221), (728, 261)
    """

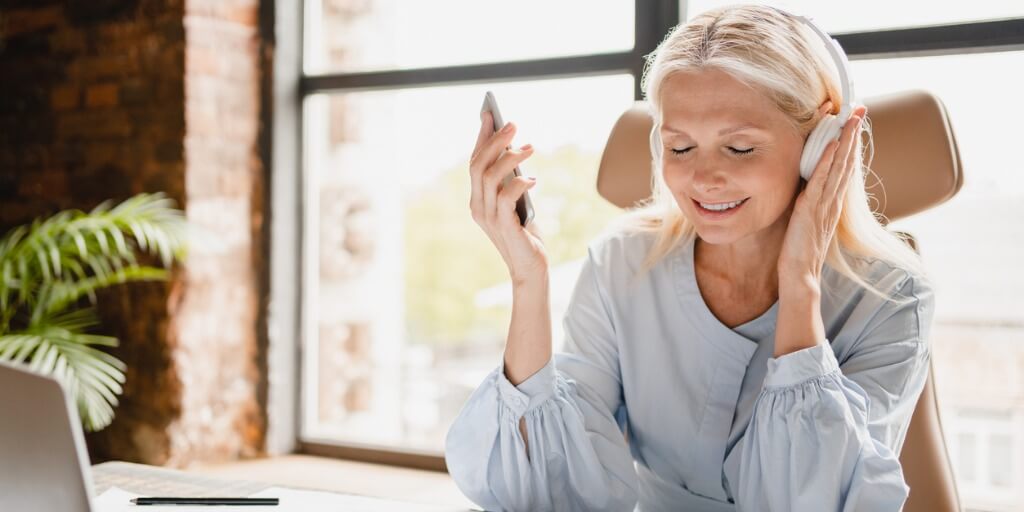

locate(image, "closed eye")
(669, 147), (754, 155)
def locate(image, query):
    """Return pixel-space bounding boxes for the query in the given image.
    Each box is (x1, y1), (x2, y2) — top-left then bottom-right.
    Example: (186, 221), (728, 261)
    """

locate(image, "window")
(301, 75), (632, 450)
(296, 0), (679, 463)
(958, 432), (978, 482)
(304, 0), (636, 74)
(948, 409), (1021, 508)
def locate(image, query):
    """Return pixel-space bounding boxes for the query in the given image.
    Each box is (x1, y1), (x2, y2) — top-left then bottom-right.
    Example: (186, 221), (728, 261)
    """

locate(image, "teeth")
(700, 198), (746, 211)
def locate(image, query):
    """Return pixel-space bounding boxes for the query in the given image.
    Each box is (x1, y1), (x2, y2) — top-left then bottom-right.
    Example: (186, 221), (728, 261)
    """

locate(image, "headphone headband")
(774, 8), (856, 118)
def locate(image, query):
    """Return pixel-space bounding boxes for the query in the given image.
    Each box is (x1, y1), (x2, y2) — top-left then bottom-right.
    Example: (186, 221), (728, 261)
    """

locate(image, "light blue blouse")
(445, 229), (935, 512)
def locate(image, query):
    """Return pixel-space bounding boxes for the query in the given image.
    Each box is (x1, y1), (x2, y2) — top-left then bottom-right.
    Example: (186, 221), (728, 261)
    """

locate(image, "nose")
(691, 164), (727, 195)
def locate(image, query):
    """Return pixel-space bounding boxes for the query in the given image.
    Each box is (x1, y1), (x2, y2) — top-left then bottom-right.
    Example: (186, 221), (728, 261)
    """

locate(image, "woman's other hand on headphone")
(778, 104), (868, 285)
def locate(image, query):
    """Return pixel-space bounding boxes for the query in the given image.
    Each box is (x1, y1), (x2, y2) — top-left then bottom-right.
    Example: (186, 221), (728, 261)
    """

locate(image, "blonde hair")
(610, 4), (926, 304)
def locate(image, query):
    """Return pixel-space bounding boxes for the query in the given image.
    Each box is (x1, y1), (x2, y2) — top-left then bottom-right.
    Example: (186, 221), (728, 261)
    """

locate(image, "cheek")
(661, 161), (688, 190)
(752, 168), (793, 198)
(753, 171), (803, 223)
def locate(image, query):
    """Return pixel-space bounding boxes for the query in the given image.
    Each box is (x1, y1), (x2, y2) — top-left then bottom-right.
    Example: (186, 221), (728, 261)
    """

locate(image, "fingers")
(483, 144), (533, 223)
(470, 119), (520, 226)
(470, 120), (517, 179)
(807, 139), (841, 198)
(471, 110), (494, 161)
(469, 113), (492, 222)
(497, 175), (537, 228)
(823, 106), (867, 203)
(837, 113), (864, 200)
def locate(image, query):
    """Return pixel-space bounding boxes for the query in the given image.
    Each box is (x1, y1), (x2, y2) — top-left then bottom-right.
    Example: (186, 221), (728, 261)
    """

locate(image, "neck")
(694, 211), (790, 297)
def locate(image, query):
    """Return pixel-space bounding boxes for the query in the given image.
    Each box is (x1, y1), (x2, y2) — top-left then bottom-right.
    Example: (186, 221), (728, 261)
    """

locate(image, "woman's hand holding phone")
(469, 110), (548, 285)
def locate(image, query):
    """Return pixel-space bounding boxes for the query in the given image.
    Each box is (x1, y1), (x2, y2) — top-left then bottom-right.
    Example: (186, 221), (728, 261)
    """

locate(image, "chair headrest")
(596, 89), (964, 224)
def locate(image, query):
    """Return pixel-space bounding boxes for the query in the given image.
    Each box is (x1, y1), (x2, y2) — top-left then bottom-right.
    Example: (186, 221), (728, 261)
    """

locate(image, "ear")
(817, 99), (834, 117)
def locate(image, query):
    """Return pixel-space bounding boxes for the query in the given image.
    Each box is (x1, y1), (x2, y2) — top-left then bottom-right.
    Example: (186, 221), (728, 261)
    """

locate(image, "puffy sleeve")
(444, 247), (638, 512)
(737, 271), (935, 512)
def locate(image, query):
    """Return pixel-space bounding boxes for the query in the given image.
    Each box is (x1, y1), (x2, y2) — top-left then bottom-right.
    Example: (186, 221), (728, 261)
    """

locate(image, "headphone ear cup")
(799, 114), (843, 180)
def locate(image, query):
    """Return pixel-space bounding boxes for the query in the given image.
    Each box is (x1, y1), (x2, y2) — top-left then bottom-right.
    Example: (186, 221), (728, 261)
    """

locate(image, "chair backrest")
(595, 89), (964, 512)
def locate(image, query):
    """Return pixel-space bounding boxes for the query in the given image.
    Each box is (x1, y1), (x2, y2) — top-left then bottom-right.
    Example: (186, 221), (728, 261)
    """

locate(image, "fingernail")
(520, 143), (533, 151)
(501, 122), (514, 133)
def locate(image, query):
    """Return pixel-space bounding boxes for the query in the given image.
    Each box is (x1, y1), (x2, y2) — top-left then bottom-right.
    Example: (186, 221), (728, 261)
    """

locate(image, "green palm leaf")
(0, 309), (126, 431)
(0, 192), (186, 431)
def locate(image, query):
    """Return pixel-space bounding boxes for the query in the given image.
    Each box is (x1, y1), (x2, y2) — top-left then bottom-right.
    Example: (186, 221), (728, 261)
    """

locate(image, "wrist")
(775, 280), (825, 358)
(779, 272), (821, 299)
(512, 269), (549, 290)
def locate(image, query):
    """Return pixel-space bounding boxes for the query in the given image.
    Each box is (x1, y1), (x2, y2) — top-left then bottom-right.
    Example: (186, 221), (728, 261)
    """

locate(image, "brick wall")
(0, 0), (270, 466)
(165, 0), (268, 466)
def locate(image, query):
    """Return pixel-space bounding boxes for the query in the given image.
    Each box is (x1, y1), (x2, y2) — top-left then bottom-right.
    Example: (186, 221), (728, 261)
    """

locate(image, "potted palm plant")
(0, 192), (187, 431)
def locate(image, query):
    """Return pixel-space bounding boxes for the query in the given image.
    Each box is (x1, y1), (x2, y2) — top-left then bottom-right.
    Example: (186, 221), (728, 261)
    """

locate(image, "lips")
(693, 197), (749, 208)
(692, 197), (749, 218)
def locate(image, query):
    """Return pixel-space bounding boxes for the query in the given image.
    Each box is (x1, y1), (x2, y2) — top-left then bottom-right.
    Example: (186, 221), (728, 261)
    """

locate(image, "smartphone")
(480, 91), (535, 227)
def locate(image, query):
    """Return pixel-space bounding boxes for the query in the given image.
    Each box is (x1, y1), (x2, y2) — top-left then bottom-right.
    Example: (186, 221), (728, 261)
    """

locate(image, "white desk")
(92, 461), (479, 511)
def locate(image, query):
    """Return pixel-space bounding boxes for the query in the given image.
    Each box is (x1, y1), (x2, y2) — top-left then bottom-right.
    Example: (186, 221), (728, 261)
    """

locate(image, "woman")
(447, 5), (934, 511)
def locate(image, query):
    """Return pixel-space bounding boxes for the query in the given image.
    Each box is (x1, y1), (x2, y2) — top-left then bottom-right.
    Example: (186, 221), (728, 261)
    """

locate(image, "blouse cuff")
(764, 342), (840, 389)
(496, 357), (557, 417)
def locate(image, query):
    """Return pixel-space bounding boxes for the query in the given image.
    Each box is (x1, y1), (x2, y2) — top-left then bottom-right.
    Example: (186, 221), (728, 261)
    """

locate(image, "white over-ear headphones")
(647, 8), (857, 182)
(780, 8), (858, 180)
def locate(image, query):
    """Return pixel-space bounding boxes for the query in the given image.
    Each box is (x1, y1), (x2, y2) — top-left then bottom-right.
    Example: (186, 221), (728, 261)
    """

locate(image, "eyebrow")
(661, 122), (766, 136)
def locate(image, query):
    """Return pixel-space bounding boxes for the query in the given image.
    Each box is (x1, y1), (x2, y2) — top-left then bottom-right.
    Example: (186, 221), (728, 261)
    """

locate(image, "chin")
(678, 206), (744, 245)
(692, 228), (744, 245)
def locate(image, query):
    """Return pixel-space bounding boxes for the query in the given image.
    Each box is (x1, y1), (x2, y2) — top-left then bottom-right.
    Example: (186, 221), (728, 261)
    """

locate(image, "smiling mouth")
(692, 197), (750, 212)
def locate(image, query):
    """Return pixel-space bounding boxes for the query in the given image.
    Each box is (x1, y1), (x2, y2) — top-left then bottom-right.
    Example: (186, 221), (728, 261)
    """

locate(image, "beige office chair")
(596, 89), (964, 512)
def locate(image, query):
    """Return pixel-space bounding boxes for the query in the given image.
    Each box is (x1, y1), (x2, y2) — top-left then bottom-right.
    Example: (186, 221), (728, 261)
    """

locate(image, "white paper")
(95, 485), (469, 511)
(249, 486), (465, 511)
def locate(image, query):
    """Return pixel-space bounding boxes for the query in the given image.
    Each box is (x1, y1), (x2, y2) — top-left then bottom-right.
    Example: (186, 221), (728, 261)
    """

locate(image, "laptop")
(0, 359), (97, 511)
